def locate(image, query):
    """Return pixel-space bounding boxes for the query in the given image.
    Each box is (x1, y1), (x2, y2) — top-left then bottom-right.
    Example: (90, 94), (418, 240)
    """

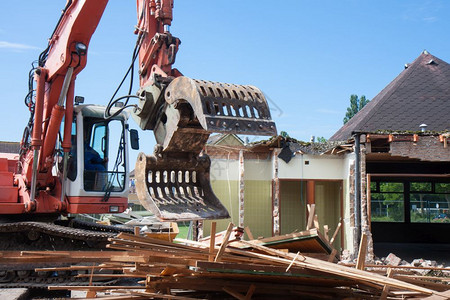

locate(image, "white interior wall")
(278, 154), (345, 180)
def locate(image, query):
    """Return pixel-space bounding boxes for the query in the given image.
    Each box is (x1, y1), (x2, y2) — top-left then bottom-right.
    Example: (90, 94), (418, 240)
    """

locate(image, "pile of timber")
(0, 224), (449, 299)
(47, 224), (450, 299)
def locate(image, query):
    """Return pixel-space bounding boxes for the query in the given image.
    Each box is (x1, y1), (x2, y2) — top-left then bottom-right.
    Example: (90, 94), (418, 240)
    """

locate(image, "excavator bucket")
(133, 76), (277, 221)
(134, 152), (229, 221)
(164, 77), (277, 136)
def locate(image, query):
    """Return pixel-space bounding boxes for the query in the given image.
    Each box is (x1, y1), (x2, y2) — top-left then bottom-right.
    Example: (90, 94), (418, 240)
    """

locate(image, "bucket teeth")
(135, 152), (230, 221)
(133, 76), (277, 221)
(165, 77), (277, 136)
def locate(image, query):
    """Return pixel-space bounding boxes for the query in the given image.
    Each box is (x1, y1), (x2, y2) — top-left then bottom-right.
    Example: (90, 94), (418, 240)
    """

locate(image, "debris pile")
(0, 223), (448, 299)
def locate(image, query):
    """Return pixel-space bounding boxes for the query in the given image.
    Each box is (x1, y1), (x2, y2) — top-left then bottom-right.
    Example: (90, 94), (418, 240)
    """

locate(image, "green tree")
(343, 95), (370, 124)
(316, 136), (328, 143)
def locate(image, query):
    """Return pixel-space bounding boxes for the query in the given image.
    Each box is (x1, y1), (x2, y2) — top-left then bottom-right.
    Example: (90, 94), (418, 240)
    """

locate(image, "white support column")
(238, 150), (245, 228)
(272, 149), (280, 236)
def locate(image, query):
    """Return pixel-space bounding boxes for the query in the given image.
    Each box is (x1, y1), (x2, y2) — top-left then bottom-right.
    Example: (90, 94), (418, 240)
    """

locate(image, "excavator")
(0, 0), (276, 286)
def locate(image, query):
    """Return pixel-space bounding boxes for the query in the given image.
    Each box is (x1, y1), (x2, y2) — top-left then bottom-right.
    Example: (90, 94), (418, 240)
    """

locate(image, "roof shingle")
(330, 51), (450, 141)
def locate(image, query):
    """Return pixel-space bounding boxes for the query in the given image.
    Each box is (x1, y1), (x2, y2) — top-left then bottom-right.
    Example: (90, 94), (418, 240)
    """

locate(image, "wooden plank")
(313, 214), (320, 230)
(209, 221), (217, 262)
(395, 276), (450, 292)
(328, 249), (338, 262)
(380, 268), (394, 300)
(196, 260), (332, 277)
(84, 296), (146, 300)
(244, 226), (254, 241)
(48, 285), (145, 291)
(395, 275), (450, 282)
(285, 251), (302, 272)
(35, 265), (124, 272)
(323, 225), (329, 242)
(306, 204), (315, 230)
(234, 240), (438, 295)
(116, 289), (200, 300)
(356, 233), (367, 270)
(20, 251), (70, 257)
(223, 287), (246, 300)
(77, 274), (147, 278)
(214, 223), (234, 262)
(329, 220), (341, 245)
(85, 290), (97, 298)
(159, 265), (192, 276)
(245, 284), (256, 300)
(421, 290), (450, 300)
(340, 263), (450, 271)
(247, 228), (318, 244)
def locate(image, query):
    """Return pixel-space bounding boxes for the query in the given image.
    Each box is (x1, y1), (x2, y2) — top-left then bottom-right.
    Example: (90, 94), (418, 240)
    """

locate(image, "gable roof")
(330, 51), (450, 141)
(206, 134), (244, 146)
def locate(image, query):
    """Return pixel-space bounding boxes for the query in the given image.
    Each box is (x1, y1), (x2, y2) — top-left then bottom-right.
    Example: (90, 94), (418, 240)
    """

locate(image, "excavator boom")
(1, 0), (276, 221)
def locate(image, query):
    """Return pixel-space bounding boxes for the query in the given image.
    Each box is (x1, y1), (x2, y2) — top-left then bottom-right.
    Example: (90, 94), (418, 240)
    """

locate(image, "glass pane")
(411, 193), (450, 223)
(410, 182), (432, 192)
(379, 182), (403, 193)
(92, 123), (105, 159)
(84, 170), (126, 192)
(371, 192), (404, 222)
(105, 120), (126, 191)
(436, 183), (450, 193)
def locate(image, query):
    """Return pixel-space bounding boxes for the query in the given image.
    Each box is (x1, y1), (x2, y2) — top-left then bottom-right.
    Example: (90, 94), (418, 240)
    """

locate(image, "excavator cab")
(64, 104), (131, 213)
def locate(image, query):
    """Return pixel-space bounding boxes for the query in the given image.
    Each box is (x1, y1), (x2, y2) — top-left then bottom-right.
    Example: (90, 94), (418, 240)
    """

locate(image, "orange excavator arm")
(15, 0), (276, 220)
(19, 0), (180, 213)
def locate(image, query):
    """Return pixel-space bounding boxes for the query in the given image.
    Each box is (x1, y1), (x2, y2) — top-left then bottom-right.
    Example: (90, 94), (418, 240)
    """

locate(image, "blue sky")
(1, 0), (449, 154)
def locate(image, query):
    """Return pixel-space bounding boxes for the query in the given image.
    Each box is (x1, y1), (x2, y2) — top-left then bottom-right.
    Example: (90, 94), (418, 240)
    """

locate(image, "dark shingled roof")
(330, 51), (450, 141)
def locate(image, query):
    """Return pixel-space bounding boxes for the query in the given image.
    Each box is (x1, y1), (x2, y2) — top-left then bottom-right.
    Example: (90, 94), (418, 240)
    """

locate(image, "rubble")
(0, 223), (447, 299)
(385, 253), (402, 266)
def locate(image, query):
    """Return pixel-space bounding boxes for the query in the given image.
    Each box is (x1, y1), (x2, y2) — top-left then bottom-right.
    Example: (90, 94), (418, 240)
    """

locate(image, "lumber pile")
(0, 223), (448, 299)
(49, 224), (448, 299)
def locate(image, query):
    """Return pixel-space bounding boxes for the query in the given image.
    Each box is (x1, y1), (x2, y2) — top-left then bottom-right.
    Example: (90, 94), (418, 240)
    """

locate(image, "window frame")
(370, 177), (450, 224)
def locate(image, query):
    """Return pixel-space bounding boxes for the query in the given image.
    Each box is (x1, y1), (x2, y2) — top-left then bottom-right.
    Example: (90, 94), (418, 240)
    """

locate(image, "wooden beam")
(244, 226), (254, 241)
(209, 221), (217, 262)
(285, 251), (301, 272)
(115, 289), (201, 300)
(245, 284), (256, 300)
(306, 204), (315, 230)
(323, 225), (329, 242)
(328, 249), (338, 262)
(356, 233), (368, 270)
(86, 290), (97, 298)
(330, 220), (342, 245)
(313, 214), (320, 230)
(223, 287), (246, 300)
(380, 268), (394, 300)
(421, 290), (450, 300)
(215, 223), (234, 262)
(48, 286), (144, 291)
(230, 241), (437, 295)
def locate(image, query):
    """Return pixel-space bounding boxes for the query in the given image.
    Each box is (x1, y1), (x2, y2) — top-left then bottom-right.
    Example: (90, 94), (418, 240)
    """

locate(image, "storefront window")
(371, 182), (404, 222)
(370, 180), (449, 223)
(410, 182), (449, 223)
